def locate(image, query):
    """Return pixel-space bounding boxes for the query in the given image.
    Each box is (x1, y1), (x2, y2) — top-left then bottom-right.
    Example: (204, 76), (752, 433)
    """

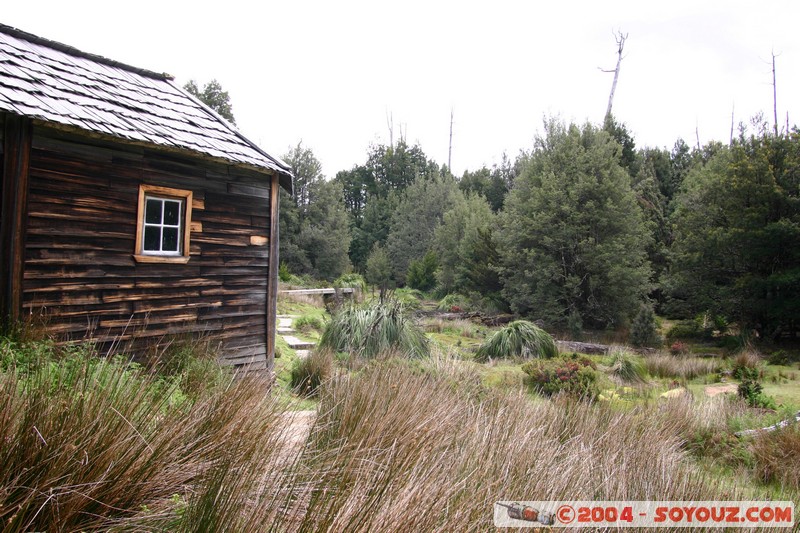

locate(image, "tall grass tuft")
(475, 320), (557, 362)
(318, 299), (429, 359)
(0, 338), (291, 532)
(608, 348), (648, 383)
(290, 349), (333, 397)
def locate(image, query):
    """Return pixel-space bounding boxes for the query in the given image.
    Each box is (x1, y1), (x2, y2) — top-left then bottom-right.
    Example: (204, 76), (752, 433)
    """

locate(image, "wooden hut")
(0, 24), (293, 371)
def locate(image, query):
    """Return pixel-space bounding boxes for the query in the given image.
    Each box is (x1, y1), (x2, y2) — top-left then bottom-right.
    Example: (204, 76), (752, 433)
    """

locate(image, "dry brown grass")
(644, 352), (723, 380)
(751, 425), (800, 491)
(280, 358), (734, 531)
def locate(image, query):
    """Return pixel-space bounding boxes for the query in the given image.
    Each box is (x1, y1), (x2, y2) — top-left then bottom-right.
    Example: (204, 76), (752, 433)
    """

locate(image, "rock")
(660, 388), (691, 399)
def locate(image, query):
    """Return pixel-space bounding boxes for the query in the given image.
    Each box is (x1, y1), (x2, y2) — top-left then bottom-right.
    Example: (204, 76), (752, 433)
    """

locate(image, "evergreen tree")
(365, 243), (392, 301)
(497, 119), (652, 328)
(668, 122), (800, 337)
(386, 174), (462, 284)
(184, 79), (236, 125)
(298, 180), (352, 280)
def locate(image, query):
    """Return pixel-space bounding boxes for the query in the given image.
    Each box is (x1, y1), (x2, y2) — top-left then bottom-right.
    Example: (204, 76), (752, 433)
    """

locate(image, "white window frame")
(134, 184), (193, 264)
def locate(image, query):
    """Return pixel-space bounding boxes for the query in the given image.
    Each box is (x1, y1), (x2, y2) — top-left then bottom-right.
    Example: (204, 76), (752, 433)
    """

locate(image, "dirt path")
(704, 383), (738, 397)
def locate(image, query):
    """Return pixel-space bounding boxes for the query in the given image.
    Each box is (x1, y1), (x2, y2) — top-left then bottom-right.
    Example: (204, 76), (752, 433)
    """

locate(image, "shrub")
(294, 314), (326, 334)
(290, 350), (333, 397)
(279, 261), (292, 282)
(522, 355), (599, 400)
(475, 320), (557, 362)
(406, 251), (439, 292)
(629, 304), (661, 347)
(437, 294), (469, 312)
(608, 349), (648, 383)
(333, 272), (367, 293)
(666, 319), (704, 340)
(318, 300), (429, 359)
(737, 379), (776, 409)
(669, 341), (688, 355)
(732, 351), (762, 380)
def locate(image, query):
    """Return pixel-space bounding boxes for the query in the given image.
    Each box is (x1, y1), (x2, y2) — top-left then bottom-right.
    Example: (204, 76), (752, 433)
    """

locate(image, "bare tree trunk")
(448, 108), (454, 171)
(603, 31), (628, 118)
(773, 51), (779, 136)
(730, 103), (735, 145)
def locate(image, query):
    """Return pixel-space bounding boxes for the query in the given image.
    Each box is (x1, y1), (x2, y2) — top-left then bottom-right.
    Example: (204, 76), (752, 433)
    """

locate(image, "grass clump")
(751, 425), (800, 490)
(318, 299), (429, 359)
(290, 350), (333, 397)
(643, 353), (722, 380)
(475, 320), (557, 362)
(0, 336), (289, 532)
(608, 348), (648, 383)
(294, 314), (326, 335)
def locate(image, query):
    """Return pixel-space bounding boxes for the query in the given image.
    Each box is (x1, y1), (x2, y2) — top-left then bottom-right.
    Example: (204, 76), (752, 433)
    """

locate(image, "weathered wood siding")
(22, 126), (273, 370)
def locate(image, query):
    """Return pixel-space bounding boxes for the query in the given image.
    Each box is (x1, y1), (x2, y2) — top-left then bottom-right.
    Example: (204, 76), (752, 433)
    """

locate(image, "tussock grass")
(0, 341), (291, 532)
(286, 358), (731, 531)
(475, 320), (557, 362)
(318, 300), (429, 359)
(608, 348), (648, 383)
(290, 349), (333, 397)
(644, 353), (722, 380)
(751, 425), (800, 490)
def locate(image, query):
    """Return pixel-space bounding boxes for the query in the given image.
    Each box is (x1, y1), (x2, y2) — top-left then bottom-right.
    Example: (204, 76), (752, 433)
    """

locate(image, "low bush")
(666, 319), (705, 341)
(732, 350), (762, 380)
(522, 355), (600, 400)
(737, 379), (776, 410)
(294, 314), (326, 334)
(475, 320), (557, 362)
(437, 293), (469, 312)
(333, 272), (367, 293)
(318, 299), (429, 359)
(290, 350), (333, 397)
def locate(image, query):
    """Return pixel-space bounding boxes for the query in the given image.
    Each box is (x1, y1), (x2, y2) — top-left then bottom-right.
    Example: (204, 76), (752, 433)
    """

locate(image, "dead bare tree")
(772, 50), (779, 136)
(448, 108), (454, 171)
(601, 30), (628, 119)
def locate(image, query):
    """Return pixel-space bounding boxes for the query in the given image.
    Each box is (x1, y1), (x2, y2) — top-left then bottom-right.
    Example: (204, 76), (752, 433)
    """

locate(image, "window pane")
(145, 198), (163, 224)
(163, 200), (181, 226)
(162, 227), (179, 252)
(144, 226), (161, 251)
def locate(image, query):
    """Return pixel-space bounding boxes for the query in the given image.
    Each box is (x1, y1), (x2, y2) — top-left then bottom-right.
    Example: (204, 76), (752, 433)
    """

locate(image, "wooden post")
(265, 173), (280, 369)
(0, 115), (32, 325)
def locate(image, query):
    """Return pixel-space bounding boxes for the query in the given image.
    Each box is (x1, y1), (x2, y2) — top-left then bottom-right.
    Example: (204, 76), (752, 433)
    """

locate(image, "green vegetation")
(608, 348), (648, 383)
(475, 320), (557, 362)
(318, 299), (429, 359)
(522, 355), (600, 400)
(290, 350), (333, 397)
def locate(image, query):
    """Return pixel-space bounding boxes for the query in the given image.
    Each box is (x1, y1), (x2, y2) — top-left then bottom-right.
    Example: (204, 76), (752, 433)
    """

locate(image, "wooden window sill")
(133, 254), (190, 264)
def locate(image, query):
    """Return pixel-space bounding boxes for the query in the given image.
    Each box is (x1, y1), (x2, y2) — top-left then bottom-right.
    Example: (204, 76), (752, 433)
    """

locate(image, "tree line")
(186, 79), (800, 340)
(279, 115), (800, 341)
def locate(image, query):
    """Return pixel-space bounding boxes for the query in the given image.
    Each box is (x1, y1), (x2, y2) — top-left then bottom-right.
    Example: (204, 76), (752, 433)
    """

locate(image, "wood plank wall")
(22, 126), (274, 370)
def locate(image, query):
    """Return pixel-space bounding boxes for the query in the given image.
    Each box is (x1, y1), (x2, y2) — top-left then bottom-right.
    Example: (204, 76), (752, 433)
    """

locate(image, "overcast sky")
(5, 1), (800, 177)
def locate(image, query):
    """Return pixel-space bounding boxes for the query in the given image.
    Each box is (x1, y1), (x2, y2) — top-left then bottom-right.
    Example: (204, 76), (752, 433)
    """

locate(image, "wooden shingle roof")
(0, 24), (292, 192)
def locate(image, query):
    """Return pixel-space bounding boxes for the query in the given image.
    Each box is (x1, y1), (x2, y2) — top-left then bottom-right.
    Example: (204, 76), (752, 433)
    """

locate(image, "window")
(134, 185), (192, 263)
